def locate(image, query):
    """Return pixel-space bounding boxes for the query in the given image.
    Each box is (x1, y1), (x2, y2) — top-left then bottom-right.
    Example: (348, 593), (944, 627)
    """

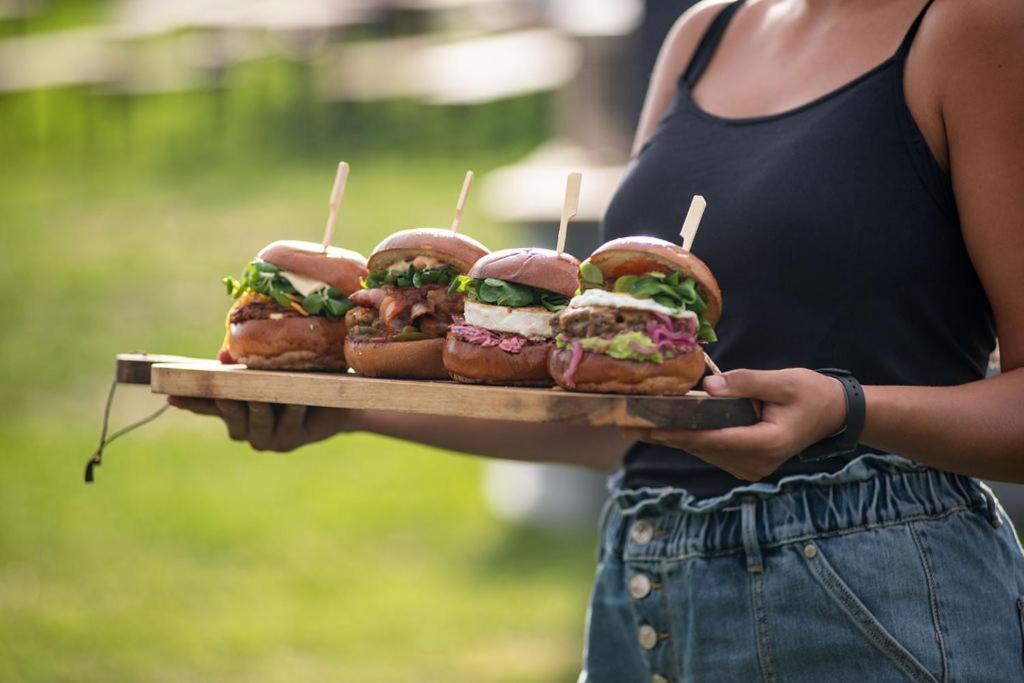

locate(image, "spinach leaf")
(579, 261), (604, 286)
(539, 290), (570, 313)
(698, 321), (717, 343)
(677, 278), (698, 304)
(365, 264), (460, 290)
(610, 271), (718, 343)
(450, 276), (569, 312)
(271, 291), (294, 308)
(223, 259), (353, 320)
(301, 287), (353, 320)
(302, 294), (324, 315)
(479, 278), (535, 307)
(613, 275), (637, 293)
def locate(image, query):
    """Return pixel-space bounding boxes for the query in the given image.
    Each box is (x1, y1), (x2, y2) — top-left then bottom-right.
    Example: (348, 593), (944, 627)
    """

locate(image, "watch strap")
(798, 368), (866, 462)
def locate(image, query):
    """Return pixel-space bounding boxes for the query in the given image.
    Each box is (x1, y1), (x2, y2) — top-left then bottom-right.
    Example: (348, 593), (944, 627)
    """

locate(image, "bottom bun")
(344, 337), (448, 379)
(227, 317), (348, 371)
(442, 336), (554, 386)
(548, 347), (705, 395)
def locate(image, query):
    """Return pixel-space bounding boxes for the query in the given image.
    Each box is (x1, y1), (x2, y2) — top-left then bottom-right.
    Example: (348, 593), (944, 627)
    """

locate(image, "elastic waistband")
(601, 454), (996, 562)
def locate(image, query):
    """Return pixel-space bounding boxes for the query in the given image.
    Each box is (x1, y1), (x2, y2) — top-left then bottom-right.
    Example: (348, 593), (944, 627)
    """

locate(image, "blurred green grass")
(0, 0), (109, 37)
(0, 417), (593, 683)
(0, 56), (595, 681)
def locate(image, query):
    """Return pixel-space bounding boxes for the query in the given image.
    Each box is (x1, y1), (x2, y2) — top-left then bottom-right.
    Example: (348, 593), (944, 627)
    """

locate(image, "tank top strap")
(681, 0), (749, 88)
(894, 0), (937, 57)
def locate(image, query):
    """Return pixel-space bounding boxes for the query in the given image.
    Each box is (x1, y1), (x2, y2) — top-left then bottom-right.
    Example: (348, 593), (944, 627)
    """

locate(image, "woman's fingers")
(247, 402), (275, 449)
(170, 397), (324, 453)
(277, 404), (307, 436)
(649, 423), (790, 459)
(166, 396), (222, 416)
(215, 399), (249, 441)
(306, 407), (352, 441)
(703, 369), (797, 403)
(619, 427), (649, 442)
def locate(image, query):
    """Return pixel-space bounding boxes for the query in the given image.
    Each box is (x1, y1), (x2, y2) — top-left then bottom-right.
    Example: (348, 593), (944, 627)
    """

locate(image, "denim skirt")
(580, 455), (1024, 682)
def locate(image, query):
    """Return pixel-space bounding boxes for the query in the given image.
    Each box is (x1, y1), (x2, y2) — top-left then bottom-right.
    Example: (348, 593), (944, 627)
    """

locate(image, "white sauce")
(567, 289), (698, 321)
(279, 270), (331, 297)
(386, 255), (445, 273)
(464, 300), (556, 339)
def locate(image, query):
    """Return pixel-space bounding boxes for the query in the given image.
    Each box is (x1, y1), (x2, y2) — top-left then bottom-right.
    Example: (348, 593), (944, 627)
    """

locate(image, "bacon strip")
(349, 284), (467, 340)
(349, 288), (386, 308)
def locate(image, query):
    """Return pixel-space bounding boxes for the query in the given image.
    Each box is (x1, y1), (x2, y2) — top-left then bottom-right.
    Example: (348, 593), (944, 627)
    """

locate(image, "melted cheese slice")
(464, 300), (556, 339)
(279, 270), (330, 297)
(567, 289), (698, 321)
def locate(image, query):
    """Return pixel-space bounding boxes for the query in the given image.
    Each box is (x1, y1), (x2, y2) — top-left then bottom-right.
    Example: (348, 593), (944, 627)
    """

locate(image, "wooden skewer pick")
(556, 171), (582, 254)
(450, 170), (474, 233)
(702, 349), (722, 376)
(680, 194), (707, 252)
(322, 161), (350, 251)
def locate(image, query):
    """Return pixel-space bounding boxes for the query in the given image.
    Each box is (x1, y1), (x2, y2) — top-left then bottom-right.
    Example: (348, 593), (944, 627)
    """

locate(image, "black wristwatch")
(798, 368), (866, 462)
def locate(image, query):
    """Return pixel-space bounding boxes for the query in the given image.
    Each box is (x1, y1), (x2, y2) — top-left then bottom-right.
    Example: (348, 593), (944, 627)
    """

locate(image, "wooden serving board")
(117, 354), (757, 430)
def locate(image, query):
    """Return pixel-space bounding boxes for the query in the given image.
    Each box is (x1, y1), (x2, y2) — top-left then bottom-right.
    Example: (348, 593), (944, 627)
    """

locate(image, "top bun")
(469, 248), (580, 298)
(258, 240), (368, 295)
(367, 227), (489, 273)
(587, 236), (722, 325)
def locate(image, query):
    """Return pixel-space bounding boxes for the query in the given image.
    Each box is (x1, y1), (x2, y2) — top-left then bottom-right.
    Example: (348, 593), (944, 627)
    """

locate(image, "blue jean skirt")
(580, 454), (1024, 682)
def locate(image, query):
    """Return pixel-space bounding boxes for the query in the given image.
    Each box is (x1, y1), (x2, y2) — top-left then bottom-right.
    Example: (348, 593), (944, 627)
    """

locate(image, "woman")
(171, 0), (1024, 679)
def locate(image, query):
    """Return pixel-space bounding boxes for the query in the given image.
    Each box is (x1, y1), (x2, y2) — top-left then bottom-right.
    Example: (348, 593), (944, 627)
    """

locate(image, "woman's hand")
(166, 397), (357, 452)
(627, 369), (848, 481)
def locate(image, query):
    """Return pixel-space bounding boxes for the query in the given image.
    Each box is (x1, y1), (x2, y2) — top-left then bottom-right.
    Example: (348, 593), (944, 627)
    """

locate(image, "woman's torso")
(603, 0), (996, 496)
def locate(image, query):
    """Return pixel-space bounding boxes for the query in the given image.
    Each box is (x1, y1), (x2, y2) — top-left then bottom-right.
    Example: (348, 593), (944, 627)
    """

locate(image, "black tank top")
(603, 0), (996, 497)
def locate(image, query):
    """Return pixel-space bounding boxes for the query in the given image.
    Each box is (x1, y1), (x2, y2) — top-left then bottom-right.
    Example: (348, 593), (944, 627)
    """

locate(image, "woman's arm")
(629, 0), (1024, 483)
(354, 411), (630, 469)
(859, 0), (1024, 478)
(167, 397), (632, 470)
(861, 373), (1024, 482)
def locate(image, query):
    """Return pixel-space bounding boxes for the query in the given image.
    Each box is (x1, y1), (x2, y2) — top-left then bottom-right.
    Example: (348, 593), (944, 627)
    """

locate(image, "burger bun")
(226, 316), (349, 371)
(442, 335), (554, 386)
(468, 248), (579, 298)
(257, 240), (368, 295)
(344, 337), (448, 379)
(368, 228), (489, 274)
(548, 347), (705, 395)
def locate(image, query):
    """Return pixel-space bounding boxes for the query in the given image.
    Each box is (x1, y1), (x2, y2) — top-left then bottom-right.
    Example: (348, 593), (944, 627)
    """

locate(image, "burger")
(443, 248), (580, 386)
(344, 228), (489, 378)
(220, 240), (368, 370)
(548, 236), (721, 395)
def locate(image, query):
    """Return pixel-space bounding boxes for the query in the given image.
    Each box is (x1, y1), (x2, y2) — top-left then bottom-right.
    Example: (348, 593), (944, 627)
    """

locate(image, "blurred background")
(2, 2), (1018, 682)
(0, 0), (685, 681)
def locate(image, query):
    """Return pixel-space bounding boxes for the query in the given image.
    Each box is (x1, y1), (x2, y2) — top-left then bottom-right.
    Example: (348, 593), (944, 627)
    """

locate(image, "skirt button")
(629, 573), (653, 599)
(630, 520), (655, 545)
(638, 624), (660, 650)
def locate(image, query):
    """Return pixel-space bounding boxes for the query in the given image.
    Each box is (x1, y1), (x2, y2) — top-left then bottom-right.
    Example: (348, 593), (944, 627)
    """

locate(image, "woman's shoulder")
(910, 0), (1024, 119)
(924, 0), (1024, 39)
(915, 0), (1024, 70)
(657, 0), (736, 75)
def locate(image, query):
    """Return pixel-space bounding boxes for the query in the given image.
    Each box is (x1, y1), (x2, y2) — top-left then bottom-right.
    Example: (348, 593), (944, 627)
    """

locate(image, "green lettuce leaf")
(579, 261), (604, 287)
(611, 272), (717, 343)
(449, 276), (570, 312)
(222, 260), (352, 321)
(365, 264), (460, 290)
